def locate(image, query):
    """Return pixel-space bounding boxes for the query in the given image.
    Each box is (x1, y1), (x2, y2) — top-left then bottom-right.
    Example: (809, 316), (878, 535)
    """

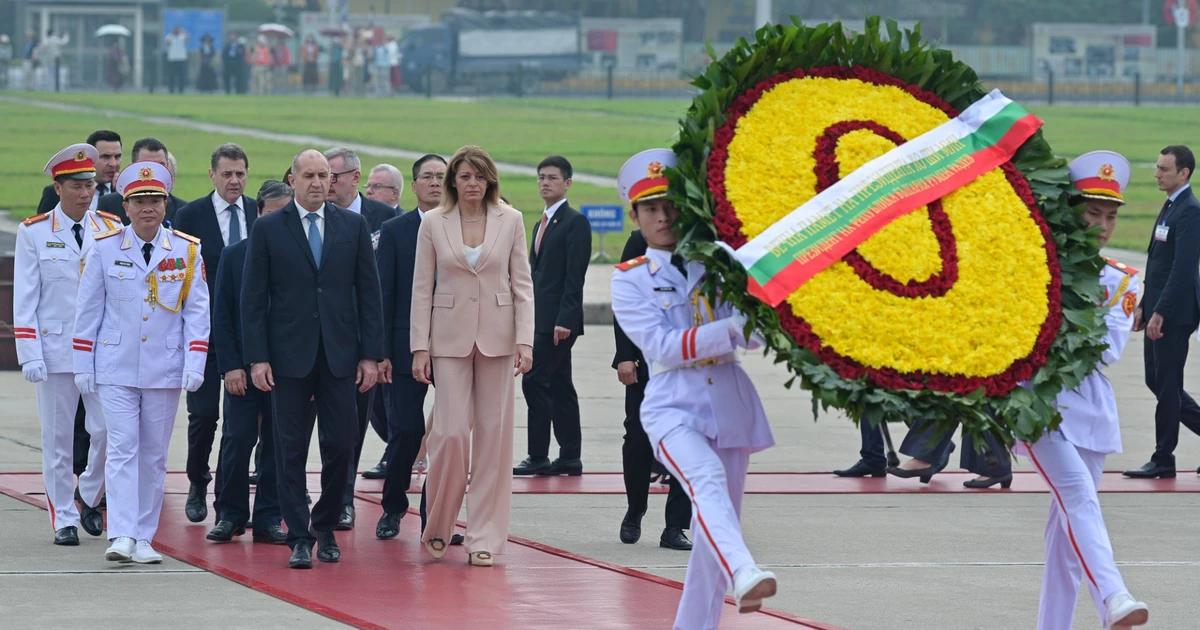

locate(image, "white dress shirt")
(543, 198), (567, 221)
(297, 202), (325, 242)
(346, 194), (362, 214)
(1168, 183), (1191, 204)
(211, 191), (247, 246)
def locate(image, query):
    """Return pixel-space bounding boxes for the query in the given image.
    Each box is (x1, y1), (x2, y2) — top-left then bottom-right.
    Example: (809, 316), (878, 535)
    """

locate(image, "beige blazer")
(410, 203), (534, 358)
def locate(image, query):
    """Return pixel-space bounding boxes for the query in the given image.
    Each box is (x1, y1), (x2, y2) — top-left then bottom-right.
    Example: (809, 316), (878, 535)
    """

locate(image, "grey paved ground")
(1, 217), (1198, 630)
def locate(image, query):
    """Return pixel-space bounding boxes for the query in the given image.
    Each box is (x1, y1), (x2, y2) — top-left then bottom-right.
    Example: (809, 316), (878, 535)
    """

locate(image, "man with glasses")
(365, 164), (404, 212)
(322, 147), (396, 531)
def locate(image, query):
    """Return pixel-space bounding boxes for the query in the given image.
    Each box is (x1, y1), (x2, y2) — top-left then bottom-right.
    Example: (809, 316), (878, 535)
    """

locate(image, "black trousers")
(858, 417), (887, 469)
(623, 379), (690, 529)
(370, 385), (389, 455)
(330, 387), (376, 507)
(72, 399), (89, 476)
(900, 418), (1011, 477)
(213, 383), (280, 531)
(521, 332), (581, 460)
(1144, 325), (1200, 467)
(272, 345), (358, 549)
(185, 353), (222, 486)
(380, 366), (430, 515)
(167, 60), (187, 93)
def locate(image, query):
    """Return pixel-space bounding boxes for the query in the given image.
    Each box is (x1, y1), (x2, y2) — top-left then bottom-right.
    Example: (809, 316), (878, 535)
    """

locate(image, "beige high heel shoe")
(425, 538), (447, 559)
(468, 551), (493, 567)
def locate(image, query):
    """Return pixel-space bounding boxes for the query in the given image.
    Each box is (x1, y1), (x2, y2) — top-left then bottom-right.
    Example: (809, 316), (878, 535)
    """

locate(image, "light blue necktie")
(306, 212), (322, 267)
(228, 205), (241, 244)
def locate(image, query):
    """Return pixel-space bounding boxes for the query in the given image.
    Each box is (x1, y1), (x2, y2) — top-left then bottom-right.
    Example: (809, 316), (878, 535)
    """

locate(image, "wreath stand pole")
(879, 420), (900, 468)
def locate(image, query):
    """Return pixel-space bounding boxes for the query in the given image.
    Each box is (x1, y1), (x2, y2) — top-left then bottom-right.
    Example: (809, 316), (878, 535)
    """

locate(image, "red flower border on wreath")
(705, 65), (1063, 396)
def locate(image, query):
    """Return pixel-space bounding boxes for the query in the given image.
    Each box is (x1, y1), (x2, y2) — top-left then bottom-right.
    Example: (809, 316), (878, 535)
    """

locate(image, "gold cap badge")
(138, 166), (154, 181)
(1098, 164), (1115, 180)
(646, 161), (664, 178)
(74, 150), (87, 161)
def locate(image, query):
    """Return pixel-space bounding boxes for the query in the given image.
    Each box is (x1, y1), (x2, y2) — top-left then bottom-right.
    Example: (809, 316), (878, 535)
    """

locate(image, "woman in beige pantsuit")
(410, 145), (534, 566)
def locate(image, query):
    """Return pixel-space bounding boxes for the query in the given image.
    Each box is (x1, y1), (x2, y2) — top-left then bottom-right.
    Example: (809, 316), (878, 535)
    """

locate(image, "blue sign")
(162, 9), (225, 52)
(583, 205), (624, 233)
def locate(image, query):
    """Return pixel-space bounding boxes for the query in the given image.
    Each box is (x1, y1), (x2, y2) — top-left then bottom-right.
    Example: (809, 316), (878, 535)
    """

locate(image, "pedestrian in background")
(412, 146), (534, 567)
(374, 40), (391, 96)
(105, 40), (125, 92)
(0, 34), (12, 89)
(165, 26), (189, 94)
(301, 35), (321, 94)
(196, 34), (218, 93)
(329, 37), (345, 97)
(222, 31), (246, 95)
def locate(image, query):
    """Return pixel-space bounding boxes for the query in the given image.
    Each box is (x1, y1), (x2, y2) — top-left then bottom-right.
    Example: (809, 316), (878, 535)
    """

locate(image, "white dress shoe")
(133, 540), (163, 564)
(105, 537), (136, 563)
(1106, 592), (1148, 629)
(732, 566), (777, 613)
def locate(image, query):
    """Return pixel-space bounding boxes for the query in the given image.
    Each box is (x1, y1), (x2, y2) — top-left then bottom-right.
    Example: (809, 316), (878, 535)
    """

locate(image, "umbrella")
(319, 26), (348, 37)
(258, 23), (295, 38)
(94, 24), (131, 38)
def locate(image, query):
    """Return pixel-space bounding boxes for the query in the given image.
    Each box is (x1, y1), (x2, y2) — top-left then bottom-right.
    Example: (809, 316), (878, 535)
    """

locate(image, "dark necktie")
(142, 243), (153, 264)
(670, 253), (687, 277)
(71, 224), (83, 248)
(1156, 198), (1172, 224)
(228, 205), (242, 244)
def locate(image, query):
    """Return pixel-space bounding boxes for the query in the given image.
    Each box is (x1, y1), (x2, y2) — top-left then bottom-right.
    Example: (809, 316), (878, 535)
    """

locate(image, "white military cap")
(44, 143), (99, 180)
(116, 161), (174, 199)
(618, 148), (676, 206)
(1068, 150), (1131, 205)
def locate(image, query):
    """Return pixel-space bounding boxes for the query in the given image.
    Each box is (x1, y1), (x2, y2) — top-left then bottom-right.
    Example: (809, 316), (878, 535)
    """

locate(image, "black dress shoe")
(206, 520), (245, 542)
(620, 509), (644, 544)
(185, 483), (209, 523)
(289, 544), (313, 569)
(963, 473), (1013, 489)
(450, 534), (464, 546)
(253, 524), (287, 545)
(248, 471), (258, 485)
(376, 512), (401, 539)
(513, 456), (551, 475)
(336, 505), (355, 531)
(75, 488), (103, 536)
(541, 457), (583, 477)
(306, 490), (312, 505)
(314, 530), (341, 563)
(362, 461), (388, 480)
(660, 527), (693, 550)
(833, 460), (887, 478)
(1123, 462), (1176, 479)
(54, 526), (79, 546)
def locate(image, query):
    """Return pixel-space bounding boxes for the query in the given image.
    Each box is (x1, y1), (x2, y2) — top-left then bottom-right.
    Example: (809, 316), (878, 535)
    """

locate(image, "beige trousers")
(422, 346), (514, 554)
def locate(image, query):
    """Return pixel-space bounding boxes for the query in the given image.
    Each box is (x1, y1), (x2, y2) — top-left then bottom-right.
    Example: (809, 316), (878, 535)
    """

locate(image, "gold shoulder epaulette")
(1106, 258), (1138, 275)
(94, 227), (122, 240)
(97, 211), (121, 222)
(172, 229), (201, 244)
(615, 255), (649, 272)
(22, 213), (50, 226)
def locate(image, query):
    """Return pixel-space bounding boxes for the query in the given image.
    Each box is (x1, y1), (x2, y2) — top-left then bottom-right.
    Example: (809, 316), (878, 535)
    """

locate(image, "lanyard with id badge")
(1155, 222), (1170, 242)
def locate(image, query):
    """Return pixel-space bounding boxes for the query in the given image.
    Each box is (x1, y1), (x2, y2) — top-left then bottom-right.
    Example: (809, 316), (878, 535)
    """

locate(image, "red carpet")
(0, 477), (839, 630)
(3, 471), (1197, 496)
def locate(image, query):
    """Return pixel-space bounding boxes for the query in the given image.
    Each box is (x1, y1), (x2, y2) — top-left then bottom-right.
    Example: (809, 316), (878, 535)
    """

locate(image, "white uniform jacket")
(73, 226), (211, 388)
(1054, 260), (1139, 455)
(13, 208), (121, 373)
(611, 248), (774, 452)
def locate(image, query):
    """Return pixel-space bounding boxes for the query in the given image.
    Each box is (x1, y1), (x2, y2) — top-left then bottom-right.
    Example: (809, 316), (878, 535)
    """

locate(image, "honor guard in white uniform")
(1018, 151), (1148, 629)
(73, 161), (211, 564)
(15, 144), (121, 546)
(610, 149), (777, 630)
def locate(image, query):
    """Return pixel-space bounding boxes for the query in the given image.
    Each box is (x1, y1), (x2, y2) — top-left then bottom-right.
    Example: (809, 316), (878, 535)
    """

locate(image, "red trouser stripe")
(45, 489), (56, 531)
(659, 439), (734, 581)
(1024, 442), (1100, 591)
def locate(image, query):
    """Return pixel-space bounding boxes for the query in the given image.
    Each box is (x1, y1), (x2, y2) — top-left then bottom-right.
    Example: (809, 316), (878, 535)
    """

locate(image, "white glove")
(727, 311), (750, 340)
(74, 373), (96, 394)
(182, 370), (204, 393)
(21, 360), (47, 384)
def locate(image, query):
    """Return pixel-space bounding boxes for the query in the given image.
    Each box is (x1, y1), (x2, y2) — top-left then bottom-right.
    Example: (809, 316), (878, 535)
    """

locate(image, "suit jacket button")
(177, 344), (183, 349)
(707, 378), (714, 385)
(119, 272), (124, 278)
(317, 288), (322, 293)
(42, 329), (48, 334)
(313, 312), (318, 318)
(102, 340), (108, 345)
(142, 316), (148, 321)
(471, 296), (477, 302)
(142, 336), (147, 342)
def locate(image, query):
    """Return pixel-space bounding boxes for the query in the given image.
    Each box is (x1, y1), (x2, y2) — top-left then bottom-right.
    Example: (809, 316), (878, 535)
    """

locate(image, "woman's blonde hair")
(442, 145), (501, 209)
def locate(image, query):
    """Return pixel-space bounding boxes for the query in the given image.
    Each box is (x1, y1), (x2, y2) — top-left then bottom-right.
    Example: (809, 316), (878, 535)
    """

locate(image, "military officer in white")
(73, 161), (210, 564)
(610, 149), (776, 630)
(15, 144), (121, 546)
(1018, 151), (1148, 630)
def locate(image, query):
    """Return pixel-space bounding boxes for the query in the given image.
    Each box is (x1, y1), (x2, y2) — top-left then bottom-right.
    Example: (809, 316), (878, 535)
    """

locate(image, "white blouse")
(464, 244), (483, 269)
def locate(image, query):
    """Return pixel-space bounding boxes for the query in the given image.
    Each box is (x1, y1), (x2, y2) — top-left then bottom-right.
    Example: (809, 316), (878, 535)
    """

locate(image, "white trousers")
(36, 373), (106, 531)
(1026, 434), (1127, 630)
(655, 425), (754, 630)
(99, 386), (181, 542)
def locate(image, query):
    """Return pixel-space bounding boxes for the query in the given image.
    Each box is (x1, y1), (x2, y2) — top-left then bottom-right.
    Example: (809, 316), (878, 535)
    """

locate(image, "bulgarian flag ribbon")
(724, 89), (1042, 306)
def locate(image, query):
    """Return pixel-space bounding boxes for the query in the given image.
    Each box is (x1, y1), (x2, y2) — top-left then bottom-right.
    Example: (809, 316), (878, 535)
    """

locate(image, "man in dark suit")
(322, 147), (397, 530)
(514, 156), (591, 476)
(242, 149), (385, 569)
(613, 230), (692, 551)
(206, 179), (289, 545)
(1126, 145), (1200, 479)
(38, 129), (123, 215)
(94, 137), (183, 227)
(222, 32), (247, 95)
(173, 143), (259, 522)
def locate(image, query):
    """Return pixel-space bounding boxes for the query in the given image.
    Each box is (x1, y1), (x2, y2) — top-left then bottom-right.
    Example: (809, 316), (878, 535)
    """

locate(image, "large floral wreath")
(669, 18), (1109, 446)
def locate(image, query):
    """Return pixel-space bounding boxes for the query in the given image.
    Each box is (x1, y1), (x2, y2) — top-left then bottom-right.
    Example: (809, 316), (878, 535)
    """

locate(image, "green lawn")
(0, 100), (633, 251)
(12, 91), (1199, 252)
